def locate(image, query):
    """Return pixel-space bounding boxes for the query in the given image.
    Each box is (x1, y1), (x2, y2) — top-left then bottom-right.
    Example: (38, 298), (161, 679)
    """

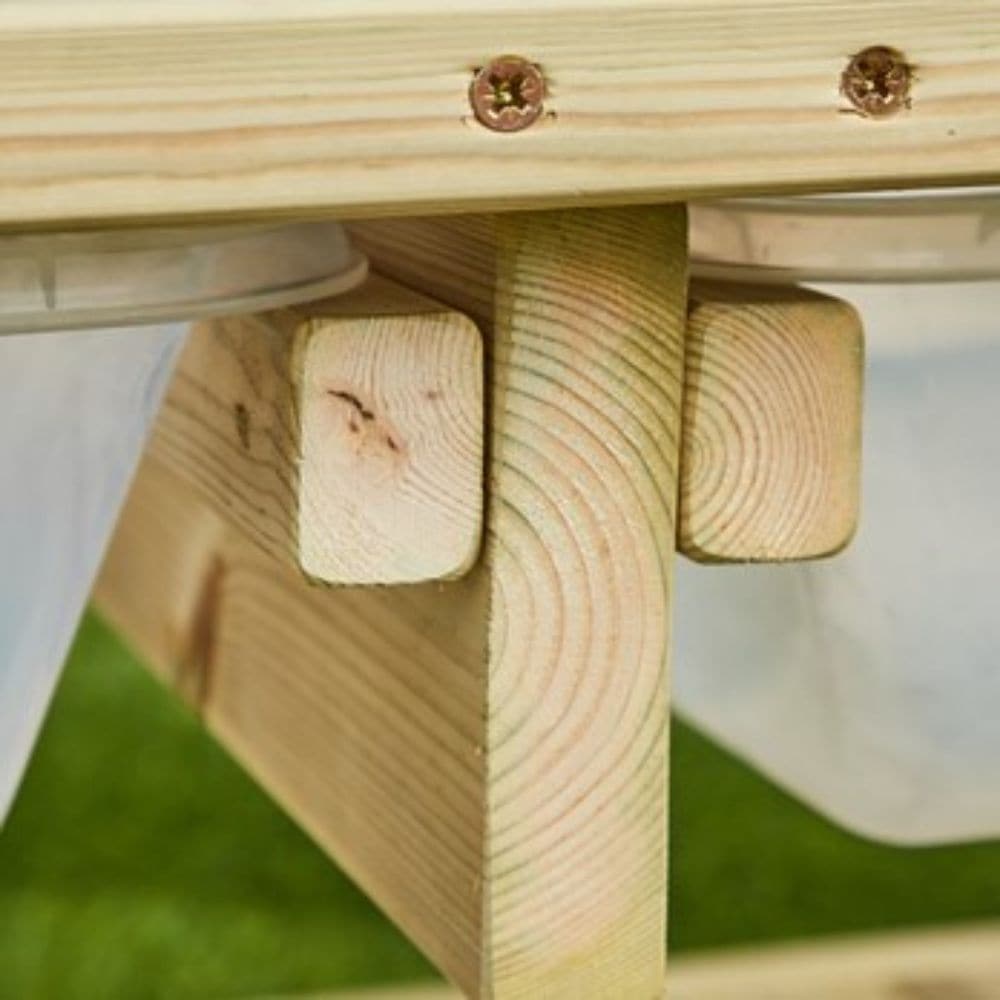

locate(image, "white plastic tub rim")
(0, 221), (367, 335)
(0, 221), (367, 824)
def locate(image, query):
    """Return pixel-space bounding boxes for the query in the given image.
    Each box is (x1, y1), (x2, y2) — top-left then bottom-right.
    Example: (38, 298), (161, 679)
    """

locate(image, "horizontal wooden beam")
(149, 275), (484, 585)
(667, 924), (1000, 1000)
(142, 256), (865, 580)
(680, 283), (864, 563)
(1, 2), (999, 227)
(352, 221), (868, 567)
(313, 922), (1000, 1000)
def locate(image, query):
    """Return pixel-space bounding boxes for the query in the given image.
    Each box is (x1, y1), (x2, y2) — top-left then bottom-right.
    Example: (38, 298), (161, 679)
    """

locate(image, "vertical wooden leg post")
(354, 207), (687, 997)
(97, 206), (688, 998)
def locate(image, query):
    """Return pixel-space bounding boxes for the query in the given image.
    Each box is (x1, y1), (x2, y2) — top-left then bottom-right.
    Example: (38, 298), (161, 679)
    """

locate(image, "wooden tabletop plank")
(0, 1), (998, 227)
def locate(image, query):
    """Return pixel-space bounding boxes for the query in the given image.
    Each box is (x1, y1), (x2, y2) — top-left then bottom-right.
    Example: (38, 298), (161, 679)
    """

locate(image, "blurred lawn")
(2, 613), (1000, 999)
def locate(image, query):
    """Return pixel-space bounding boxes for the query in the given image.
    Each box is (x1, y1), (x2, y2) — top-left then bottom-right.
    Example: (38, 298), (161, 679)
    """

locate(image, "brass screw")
(841, 45), (913, 118)
(470, 56), (546, 132)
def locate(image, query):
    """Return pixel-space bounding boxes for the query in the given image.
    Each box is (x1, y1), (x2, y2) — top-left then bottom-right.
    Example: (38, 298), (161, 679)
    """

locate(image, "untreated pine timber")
(147, 274), (484, 585)
(149, 271), (865, 580)
(680, 282), (864, 563)
(322, 921), (1000, 1000)
(1, 3), (1000, 228)
(96, 204), (687, 998)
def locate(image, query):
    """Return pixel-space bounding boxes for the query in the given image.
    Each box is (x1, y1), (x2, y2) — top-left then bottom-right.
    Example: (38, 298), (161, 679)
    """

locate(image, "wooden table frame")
(1, 2), (999, 228)
(6, 2), (991, 997)
(97, 206), (687, 998)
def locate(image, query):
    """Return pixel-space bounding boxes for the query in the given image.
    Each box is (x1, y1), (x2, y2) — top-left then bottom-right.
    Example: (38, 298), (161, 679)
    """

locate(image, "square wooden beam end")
(150, 275), (484, 585)
(681, 282), (864, 564)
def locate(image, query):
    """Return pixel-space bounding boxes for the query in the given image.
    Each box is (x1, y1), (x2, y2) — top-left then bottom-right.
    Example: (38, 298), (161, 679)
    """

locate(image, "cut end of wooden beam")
(147, 274), (484, 587)
(295, 277), (484, 584)
(680, 282), (864, 564)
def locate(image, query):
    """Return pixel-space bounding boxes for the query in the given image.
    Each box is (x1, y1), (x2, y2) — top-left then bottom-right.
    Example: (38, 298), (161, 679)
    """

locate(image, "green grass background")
(2, 613), (1000, 999)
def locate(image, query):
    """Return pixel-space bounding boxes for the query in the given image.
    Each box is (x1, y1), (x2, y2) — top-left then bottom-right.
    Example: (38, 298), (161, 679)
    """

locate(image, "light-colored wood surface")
(667, 923), (1000, 999)
(353, 210), (686, 997)
(294, 922), (1000, 1000)
(94, 458), (491, 980)
(297, 281), (483, 582)
(680, 283), (864, 563)
(471, 207), (685, 998)
(1, 2), (999, 227)
(97, 205), (687, 998)
(147, 275), (484, 585)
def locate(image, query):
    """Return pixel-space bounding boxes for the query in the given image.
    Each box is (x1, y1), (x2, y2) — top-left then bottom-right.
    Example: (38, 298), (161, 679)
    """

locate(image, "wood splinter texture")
(148, 274), (484, 585)
(680, 282), (864, 564)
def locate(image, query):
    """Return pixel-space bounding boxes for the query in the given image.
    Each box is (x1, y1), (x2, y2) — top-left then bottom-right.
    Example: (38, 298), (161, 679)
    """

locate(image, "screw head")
(841, 46), (913, 118)
(470, 56), (546, 133)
